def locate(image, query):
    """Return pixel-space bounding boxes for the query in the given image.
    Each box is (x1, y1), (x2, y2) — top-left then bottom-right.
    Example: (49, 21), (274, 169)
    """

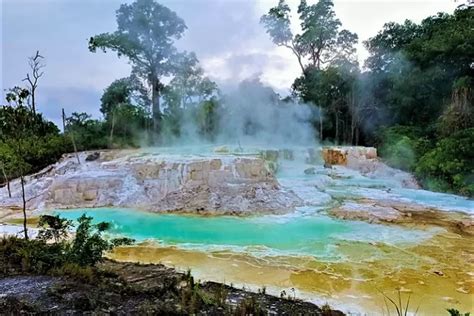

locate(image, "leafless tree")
(23, 50), (45, 115)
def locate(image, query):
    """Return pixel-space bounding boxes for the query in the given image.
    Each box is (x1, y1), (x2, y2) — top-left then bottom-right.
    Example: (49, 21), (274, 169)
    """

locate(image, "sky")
(1, 0), (459, 127)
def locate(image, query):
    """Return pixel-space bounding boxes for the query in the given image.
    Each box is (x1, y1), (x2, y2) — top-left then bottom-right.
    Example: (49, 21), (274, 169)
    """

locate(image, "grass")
(379, 289), (420, 316)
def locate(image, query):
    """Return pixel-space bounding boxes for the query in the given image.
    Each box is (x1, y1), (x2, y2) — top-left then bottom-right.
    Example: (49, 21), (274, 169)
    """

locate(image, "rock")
(321, 146), (419, 189)
(0, 150), (302, 215)
(213, 146), (229, 153)
(304, 167), (316, 175)
(323, 163), (332, 169)
(329, 202), (400, 223)
(322, 146), (378, 166)
(85, 152), (100, 161)
(322, 147), (349, 165)
(456, 287), (469, 294)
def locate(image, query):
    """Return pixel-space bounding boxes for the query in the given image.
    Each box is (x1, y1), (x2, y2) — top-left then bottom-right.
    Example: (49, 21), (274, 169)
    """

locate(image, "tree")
(100, 77), (151, 147)
(5, 87), (30, 107)
(100, 78), (134, 119)
(65, 112), (107, 151)
(165, 52), (218, 109)
(439, 77), (474, 136)
(261, 0), (358, 72)
(161, 52), (218, 141)
(260, 0), (305, 73)
(89, 0), (187, 137)
(0, 105), (34, 240)
(293, 63), (359, 144)
(262, 0), (359, 142)
(22, 51), (45, 115)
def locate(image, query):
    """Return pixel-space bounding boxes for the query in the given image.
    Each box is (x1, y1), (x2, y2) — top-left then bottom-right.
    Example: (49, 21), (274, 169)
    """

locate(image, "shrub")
(68, 214), (134, 267)
(0, 236), (65, 275)
(377, 125), (433, 171)
(416, 128), (474, 197)
(0, 214), (134, 276)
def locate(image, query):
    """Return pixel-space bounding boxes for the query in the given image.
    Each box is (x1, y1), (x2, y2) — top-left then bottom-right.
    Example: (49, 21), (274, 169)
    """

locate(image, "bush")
(377, 125), (433, 171)
(416, 128), (474, 197)
(0, 236), (66, 275)
(0, 214), (134, 277)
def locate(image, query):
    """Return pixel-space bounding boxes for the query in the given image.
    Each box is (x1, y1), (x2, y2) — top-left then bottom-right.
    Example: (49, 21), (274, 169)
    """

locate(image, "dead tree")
(62, 109), (81, 165)
(0, 162), (11, 198)
(23, 51), (45, 115)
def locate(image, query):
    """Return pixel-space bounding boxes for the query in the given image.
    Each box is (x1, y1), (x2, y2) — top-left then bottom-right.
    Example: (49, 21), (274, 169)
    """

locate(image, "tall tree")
(260, 0), (305, 73)
(22, 50), (45, 115)
(88, 0), (187, 136)
(261, 0), (358, 72)
(0, 105), (33, 240)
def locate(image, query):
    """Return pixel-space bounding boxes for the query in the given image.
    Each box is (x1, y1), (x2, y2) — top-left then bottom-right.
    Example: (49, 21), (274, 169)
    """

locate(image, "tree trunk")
(335, 111), (339, 145)
(109, 109), (115, 148)
(152, 80), (161, 136)
(31, 88), (36, 115)
(1, 164), (11, 198)
(20, 174), (28, 240)
(319, 106), (323, 141)
(355, 126), (359, 146)
(62, 108), (66, 132)
(70, 131), (80, 164)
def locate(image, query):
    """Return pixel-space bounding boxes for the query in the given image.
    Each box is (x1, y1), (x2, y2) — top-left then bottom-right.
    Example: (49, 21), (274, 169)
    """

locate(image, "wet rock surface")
(322, 146), (419, 189)
(0, 260), (343, 315)
(328, 199), (474, 235)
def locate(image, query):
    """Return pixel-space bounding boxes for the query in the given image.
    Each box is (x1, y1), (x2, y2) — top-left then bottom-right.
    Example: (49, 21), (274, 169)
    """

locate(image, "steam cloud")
(166, 77), (318, 147)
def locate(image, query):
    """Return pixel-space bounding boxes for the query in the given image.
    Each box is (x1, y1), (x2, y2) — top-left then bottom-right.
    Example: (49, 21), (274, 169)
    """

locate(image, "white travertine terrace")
(0, 150), (302, 214)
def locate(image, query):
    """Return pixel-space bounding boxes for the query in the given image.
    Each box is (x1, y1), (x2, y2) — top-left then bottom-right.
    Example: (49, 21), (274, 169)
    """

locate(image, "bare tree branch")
(22, 50), (45, 114)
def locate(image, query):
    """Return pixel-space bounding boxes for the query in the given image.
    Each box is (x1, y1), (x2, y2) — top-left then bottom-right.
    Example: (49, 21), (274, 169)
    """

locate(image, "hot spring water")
(55, 208), (438, 260)
(51, 146), (474, 313)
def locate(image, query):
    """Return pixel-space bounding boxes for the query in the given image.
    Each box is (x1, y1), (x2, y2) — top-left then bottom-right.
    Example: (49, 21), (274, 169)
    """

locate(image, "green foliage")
(65, 112), (108, 150)
(89, 0), (188, 131)
(363, 7), (473, 129)
(447, 308), (471, 316)
(439, 76), (474, 137)
(100, 77), (134, 118)
(261, 0), (358, 70)
(0, 236), (66, 275)
(52, 262), (95, 283)
(293, 63), (359, 143)
(0, 214), (134, 277)
(416, 128), (474, 197)
(377, 126), (432, 171)
(5, 87), (30, 107)
(38, 215), (73, 243)
(233, 297), (265, 316)
(195, 98), (220, 141)
(68, 214), (133, 267)
(0, 105), (71, 183)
